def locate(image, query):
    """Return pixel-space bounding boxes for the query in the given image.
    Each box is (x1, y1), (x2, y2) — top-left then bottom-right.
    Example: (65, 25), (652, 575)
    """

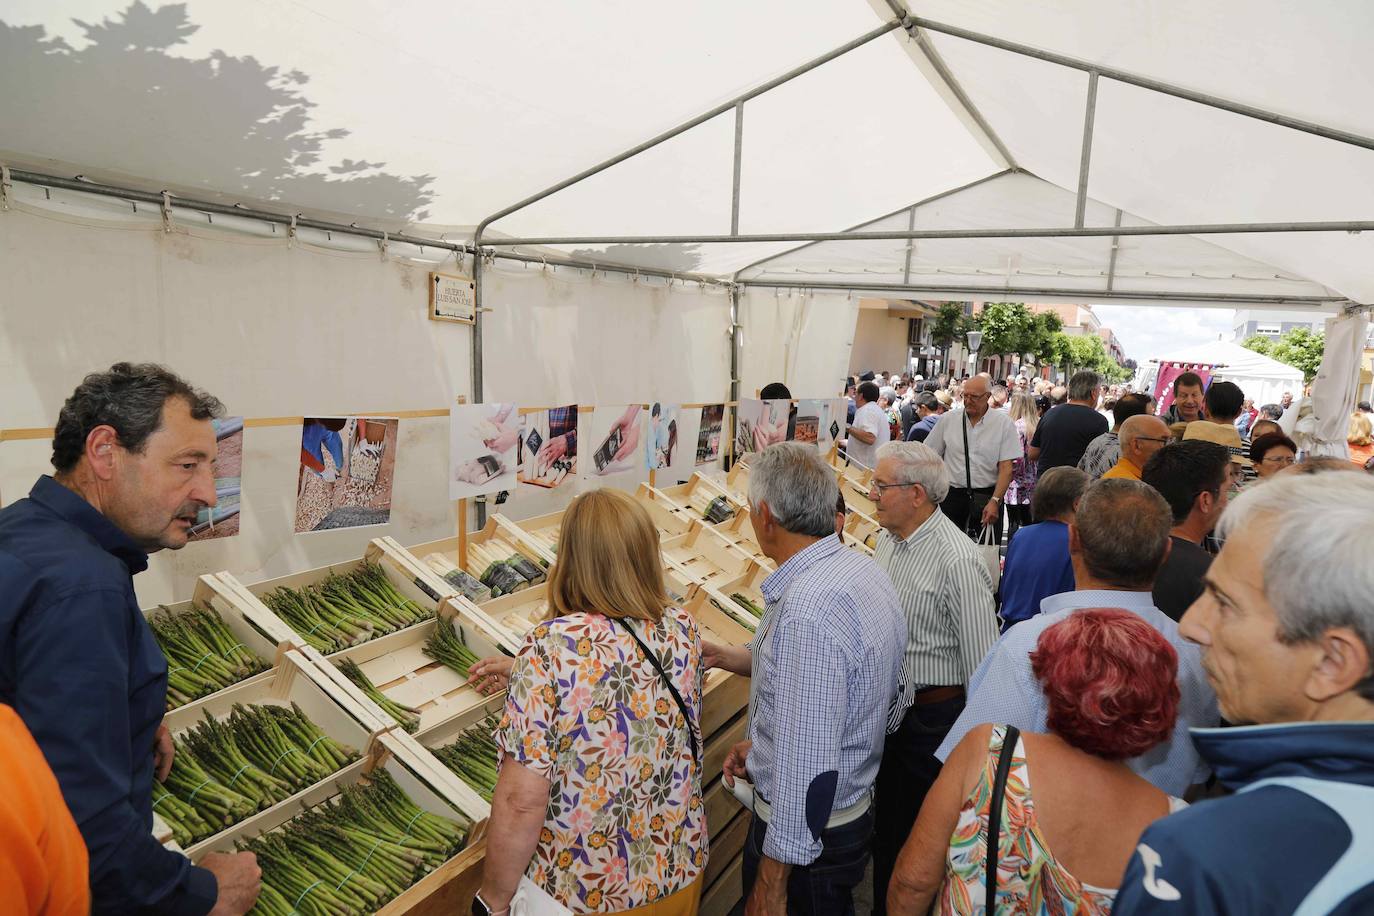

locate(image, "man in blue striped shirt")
(935, 478), (1221, 796)
(704, 443), (906, 915)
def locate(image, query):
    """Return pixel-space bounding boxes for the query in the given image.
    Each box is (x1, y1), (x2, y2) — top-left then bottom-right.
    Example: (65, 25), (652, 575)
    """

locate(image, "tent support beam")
(731, 170), (1011, 277)
(731, 103), (745, 235)
(735, 278), (1348, 309)
(902, 206), (917, 284)
(1074, 71), (1099, 229)
(1105, 208), (1123, 292)
(487, 218), (1374, 247)
(908, 15), (1374, 154)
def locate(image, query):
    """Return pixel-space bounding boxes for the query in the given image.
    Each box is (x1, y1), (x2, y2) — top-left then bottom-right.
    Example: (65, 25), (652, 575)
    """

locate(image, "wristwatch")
(990, 494), (1003, 503)
(472, 892), (505, 916)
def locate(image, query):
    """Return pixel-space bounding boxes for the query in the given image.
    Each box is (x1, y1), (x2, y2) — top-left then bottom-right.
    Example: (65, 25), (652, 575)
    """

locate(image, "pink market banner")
(1154, 363), (1214, 416)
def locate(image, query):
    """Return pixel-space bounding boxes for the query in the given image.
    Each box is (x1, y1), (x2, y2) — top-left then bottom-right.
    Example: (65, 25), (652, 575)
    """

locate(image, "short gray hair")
(1069, 370), (1102, 401)
(1074, 479), (1172, 588)
(1217, 473), (1374, 699)
(877, 440), (949, 504)
(1031, 466), (1088, 521)
(747, 442), (840, 538)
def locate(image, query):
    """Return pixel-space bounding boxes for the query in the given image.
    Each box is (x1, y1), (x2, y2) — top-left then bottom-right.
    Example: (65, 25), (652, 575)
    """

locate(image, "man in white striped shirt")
(867, 440), (999, 914)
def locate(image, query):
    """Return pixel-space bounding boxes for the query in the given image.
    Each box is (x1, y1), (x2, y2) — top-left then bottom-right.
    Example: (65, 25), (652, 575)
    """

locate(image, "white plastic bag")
(977, 525), (1001, 591)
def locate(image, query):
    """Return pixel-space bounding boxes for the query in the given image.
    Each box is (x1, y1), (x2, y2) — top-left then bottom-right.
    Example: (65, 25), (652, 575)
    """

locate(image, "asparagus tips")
(422, 623), (480, 679)
(261, 562), (434, 653)
(431, 712), (502, 802)
(336, 658), (422, 733)
(148, 603), (270, 710)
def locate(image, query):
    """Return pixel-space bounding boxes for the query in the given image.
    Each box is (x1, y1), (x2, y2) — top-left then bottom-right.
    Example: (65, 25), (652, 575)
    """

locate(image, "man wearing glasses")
(1102, 415), (1173, 481)
(921, 375), (1021, 542)
(865, 441), (998, 913)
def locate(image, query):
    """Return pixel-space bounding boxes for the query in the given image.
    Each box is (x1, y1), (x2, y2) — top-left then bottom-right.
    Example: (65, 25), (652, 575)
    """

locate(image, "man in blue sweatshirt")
(1115, 472), (1374, 915)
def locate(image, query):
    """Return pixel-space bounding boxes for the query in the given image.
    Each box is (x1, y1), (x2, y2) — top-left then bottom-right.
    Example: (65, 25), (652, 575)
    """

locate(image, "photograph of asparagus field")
(188, 416), (243, 542)
(295, 417), (399, 533)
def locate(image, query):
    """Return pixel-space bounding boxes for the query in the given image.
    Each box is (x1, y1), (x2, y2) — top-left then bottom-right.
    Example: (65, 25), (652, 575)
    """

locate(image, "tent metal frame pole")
(908, 15), (1374, 154)
(731, 102), (745, 235)
(732, 170), (1011, 277)
(485, 218), (1374, 247)
(1074, 71), (1099, 229)
(735, 278), (1349, 308)
(902, 205), (917, 285)
(1105, 208), (1124, 292)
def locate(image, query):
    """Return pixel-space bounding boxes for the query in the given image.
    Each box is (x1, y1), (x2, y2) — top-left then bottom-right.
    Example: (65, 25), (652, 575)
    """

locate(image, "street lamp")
(965, 330), (982, 374)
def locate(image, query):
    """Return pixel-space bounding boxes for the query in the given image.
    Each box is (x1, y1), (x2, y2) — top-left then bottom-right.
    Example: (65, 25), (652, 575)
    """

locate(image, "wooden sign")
(430, 271), (476, 324)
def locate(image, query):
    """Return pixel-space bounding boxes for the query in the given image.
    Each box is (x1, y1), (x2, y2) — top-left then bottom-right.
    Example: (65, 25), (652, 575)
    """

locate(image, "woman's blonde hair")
(1348, 412), (1373, 447)
(547, 488), (670, 623)
(1008, 391), (1039, 440)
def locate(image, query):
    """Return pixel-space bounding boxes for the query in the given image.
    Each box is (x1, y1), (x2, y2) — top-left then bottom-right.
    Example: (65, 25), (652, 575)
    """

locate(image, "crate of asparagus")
(635, 483), (703, 537)
(392, 693), (507, 818)
(155, 649), (380, 854)
(223, 540), (445, 657)
(410, 516), (552, 606)
(844, 508), (883, 552)
(305, 596), (509, 737)
(657, 472), (746, 527)
(144, 573), (297, 712)
(188, 733), (484, 915)
(699, 558), (773, 632)
(511, 505), (569, 560)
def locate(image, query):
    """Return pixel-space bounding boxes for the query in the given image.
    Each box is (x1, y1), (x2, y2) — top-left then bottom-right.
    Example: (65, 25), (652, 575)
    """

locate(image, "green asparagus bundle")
(226, 703), (349, 791)
(336, 658), (421, 733)
(149, 604), (269, 709)
(163, 745), (259, 832)
(262, 562), (433, 653)
(152, 782), (213, 847)
(422, 622), (480, 679)
(432, 713), (501, 801)
(243, 771), (468, 915)
(181, 711), (295, 809)
(731, 593), (765, 619)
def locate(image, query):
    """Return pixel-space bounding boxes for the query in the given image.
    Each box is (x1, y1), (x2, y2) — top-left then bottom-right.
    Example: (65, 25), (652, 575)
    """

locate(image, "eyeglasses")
(868, 481), (917, 497)
(1136, 436), (1171, 445)
(963, 392), (990, 401)
(1260, 455), (1296, 466)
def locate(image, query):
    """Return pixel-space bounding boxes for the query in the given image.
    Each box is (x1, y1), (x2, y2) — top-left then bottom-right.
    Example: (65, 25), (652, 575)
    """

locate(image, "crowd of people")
(2, 362), (1372, 916)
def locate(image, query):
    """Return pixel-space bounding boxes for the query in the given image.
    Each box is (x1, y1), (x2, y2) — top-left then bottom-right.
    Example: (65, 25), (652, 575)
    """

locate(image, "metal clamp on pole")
(379, 230), (389, 260)
(160, 190), (175, 233)
(288, 213), (299, 246)
(0, 164), (11, 211)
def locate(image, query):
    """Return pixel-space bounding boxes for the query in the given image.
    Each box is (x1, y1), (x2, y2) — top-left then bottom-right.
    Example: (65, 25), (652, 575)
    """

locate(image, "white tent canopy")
(1152, 339), (1304, 407)
(1, 0), (1372, 305)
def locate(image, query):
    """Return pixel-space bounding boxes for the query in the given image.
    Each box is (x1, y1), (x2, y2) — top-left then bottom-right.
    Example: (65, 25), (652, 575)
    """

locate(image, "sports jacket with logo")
(1114, 721), (1374, 915)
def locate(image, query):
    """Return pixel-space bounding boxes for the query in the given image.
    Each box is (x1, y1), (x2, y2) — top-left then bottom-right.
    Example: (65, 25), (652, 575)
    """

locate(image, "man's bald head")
(1121, 414), (1171, 469)
(963, 376), (990, 397)
(962, 375), (991, 419)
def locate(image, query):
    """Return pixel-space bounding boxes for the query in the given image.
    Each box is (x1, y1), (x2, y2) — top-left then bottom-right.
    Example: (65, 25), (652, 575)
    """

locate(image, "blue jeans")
(740, 808), (875, 916)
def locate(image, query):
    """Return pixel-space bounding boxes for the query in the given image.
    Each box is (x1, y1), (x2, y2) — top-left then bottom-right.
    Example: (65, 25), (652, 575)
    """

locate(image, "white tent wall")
(849, 302), (915, 377)
(0, 204), (750, 605)
(737, 289), (858, 400)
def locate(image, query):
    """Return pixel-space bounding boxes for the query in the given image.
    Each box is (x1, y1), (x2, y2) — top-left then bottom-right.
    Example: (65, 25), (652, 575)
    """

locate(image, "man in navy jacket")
(0, 363), (260, 915)
(1114, 472), (1374, 914)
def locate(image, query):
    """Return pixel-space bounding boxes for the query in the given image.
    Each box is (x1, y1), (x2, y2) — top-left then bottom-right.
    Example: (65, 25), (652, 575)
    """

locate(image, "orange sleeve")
(0, 706), (90, 916)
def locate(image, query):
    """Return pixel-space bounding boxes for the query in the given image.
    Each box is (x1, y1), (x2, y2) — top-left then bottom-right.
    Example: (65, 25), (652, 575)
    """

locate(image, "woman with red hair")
(887, 608), (1184, 914)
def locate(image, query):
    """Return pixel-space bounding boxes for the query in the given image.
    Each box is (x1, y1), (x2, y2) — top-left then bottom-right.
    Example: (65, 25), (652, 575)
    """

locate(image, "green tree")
(1242, 334), (1274, 357)
(1269, 327), (1326, 382)
(1026, 311), (1064, 369)
(972, 302), (1034, 362)
(930, 301), (974, 372)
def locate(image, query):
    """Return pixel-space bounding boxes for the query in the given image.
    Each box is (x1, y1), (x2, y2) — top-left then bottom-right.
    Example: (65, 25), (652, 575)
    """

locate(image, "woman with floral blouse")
(475, 488), (707, 916)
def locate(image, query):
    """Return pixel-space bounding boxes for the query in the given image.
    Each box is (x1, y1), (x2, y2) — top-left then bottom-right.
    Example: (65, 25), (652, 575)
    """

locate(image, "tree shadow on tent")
(569, 243), (703, 273)
(0, 1), (434, 223)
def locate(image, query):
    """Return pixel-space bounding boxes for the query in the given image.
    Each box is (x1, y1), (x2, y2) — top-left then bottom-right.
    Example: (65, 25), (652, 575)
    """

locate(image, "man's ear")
(1306, 627), (1373, 703)
(84, 425), (120, 481)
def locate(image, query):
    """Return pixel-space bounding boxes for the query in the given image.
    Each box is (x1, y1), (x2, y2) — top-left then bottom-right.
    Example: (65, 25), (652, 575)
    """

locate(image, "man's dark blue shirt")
(0, 476), (216, 914)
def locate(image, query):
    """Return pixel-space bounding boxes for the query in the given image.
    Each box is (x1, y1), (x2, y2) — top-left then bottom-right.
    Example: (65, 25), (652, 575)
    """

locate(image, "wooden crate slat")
(701, 854), (745, 916)
(701, 675), (749, 742)
(704, 807), (750, 889)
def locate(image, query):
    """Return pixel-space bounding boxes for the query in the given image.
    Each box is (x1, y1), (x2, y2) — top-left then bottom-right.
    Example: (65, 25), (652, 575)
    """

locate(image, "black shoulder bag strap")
(616, 618), (701, 764)
(985, 724), (1021, 913)
(962, 410), (975, 529)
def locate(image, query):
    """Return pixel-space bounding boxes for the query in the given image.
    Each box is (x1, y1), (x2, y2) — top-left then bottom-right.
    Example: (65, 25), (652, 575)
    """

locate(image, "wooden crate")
(632, 483), (698, 538)
(219, 539), (449, 657)
(701, 854), (745, 916)
(188, 730), (486, 911)
(395, 690), (507, 821)
(658, 472), (746, 525)
(510, 505), (571, 560)
(144, 572), (298, 713)
(698, 559), (772, 631)
(305, 597), (508, 738)
(162, 648), (384, 858)
(661, 520), (754, 587)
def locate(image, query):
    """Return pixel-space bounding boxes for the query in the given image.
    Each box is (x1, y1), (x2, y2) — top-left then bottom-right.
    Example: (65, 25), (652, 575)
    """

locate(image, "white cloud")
(1093, 306), (1234, 364)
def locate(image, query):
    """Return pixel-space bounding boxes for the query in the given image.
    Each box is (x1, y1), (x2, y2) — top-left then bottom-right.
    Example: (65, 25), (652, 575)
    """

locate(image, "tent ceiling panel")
(740, 172), (1338, 303)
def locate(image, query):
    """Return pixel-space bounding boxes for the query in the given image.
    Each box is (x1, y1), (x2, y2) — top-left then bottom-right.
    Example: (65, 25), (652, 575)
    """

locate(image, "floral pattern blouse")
(1006, 418), (1038, 507)
(496, 607), (707, 913)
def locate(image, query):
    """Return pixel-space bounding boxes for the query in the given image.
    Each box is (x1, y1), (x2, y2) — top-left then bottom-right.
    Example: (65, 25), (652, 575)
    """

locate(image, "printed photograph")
(695, 404), (724, 465)
(188, 416), (243, 541)
(295, 416), (399, 532)
(450, 403), (522, 499)
(519, 405), (578, 488)
(643, 403), (680, 470)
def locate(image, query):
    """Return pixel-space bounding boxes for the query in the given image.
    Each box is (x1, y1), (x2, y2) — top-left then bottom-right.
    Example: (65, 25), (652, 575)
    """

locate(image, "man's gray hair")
(1217, 473), (1374, 699)
(1031, 466), (1088, 521)
(876, 440), (949, 504)
(1074, 478), (1173, 588)
(747, 442), (840, 538)
(1069, 370), (1102, 402)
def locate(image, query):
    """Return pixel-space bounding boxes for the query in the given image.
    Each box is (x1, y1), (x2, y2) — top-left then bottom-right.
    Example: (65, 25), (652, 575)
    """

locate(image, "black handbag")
(985, 725), (1021, 913)
(616, 618), (701, 763)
